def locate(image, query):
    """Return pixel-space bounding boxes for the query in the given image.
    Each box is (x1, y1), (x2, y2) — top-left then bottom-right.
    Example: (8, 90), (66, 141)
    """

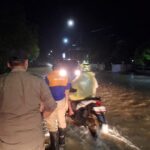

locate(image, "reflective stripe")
(47, 71), (68, 87)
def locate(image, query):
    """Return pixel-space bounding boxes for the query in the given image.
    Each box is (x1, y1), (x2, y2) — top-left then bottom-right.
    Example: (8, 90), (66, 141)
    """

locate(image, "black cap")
(8, 49), (28, 62)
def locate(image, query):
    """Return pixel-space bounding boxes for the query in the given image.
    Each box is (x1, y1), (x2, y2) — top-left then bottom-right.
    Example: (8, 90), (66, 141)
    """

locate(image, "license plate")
(93, 106), (106, 112)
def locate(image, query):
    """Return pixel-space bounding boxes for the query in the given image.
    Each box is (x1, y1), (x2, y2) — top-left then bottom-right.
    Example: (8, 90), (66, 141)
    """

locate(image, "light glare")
(74, 69), (81, 76)
(67, 19), (74, 27)
(59, 69), (67, 77)
(63, 38), (69, 44)
(62, 53), (66, 59)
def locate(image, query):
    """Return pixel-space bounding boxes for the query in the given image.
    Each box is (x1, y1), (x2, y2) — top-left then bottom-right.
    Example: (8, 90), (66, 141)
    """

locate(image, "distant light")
(67, 19), (74, 27)
(131, 59), (134, 63)
(63, 38), (69, 44)
(50, 50), (53, 53)
(48, 53), (51, 56)
(46, 63), (52, 67)
(62, 53), (66, 59)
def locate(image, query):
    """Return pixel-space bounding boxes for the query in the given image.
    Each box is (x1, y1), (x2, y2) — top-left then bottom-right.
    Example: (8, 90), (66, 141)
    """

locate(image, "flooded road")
(95, 72), (150, 150)
(29, 68), (150, 150)
(66, 72), (150, 150)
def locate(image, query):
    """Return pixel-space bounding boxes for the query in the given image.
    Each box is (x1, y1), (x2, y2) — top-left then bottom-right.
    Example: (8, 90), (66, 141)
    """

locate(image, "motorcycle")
(68, 94), (107, 139)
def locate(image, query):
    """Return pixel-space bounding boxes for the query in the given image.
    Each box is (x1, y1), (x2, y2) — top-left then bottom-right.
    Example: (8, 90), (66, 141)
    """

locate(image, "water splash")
(66, 125), (111, 150)
(101, 124), (141, 150)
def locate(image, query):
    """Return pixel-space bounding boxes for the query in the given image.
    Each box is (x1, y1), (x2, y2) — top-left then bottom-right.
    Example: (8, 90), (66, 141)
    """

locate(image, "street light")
(62, 37), (69, 59)
(67, 19), (74, 27)
(62, 52), (66, 59)
(63, 37), (69, 44)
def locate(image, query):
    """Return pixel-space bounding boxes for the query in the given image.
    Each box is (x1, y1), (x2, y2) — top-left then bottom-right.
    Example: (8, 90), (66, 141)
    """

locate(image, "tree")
(134, 45), (150, 66)
(0, 1), (39, 73)
(135, 48), (150, 66)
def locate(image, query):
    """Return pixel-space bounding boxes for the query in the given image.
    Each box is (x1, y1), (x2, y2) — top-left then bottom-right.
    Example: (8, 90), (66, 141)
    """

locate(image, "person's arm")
(65, 82), (74, 116)
(68, 99), (74, 116)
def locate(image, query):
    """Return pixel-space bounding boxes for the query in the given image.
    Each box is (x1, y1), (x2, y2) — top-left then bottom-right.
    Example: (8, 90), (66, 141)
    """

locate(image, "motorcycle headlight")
(59, 69), (67, 77)
(74, 69), (81, 76)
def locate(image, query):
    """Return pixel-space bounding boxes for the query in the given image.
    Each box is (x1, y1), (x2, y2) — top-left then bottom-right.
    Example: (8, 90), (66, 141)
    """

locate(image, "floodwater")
(29, 68), (150, 150)
(66, 72), (150, 150)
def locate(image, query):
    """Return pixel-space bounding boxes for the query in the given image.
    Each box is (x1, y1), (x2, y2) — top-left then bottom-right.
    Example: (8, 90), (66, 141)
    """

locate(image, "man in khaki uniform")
(0, 50), (56, 150)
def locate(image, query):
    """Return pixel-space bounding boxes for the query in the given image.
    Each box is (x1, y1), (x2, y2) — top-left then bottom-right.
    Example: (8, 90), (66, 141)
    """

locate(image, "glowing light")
(63, 38), (69, 44)
(74, 69), (81, 76)
(62, 53), (66, 59)
(59, 69), (67, 77)
(67, 19), (74, 27)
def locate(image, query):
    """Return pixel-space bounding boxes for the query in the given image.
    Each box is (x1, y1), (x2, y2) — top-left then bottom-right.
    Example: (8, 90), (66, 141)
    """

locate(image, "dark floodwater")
(29, 68), (150, 150)
(65, 72), (150, 150)
(97, 72), (150, 150)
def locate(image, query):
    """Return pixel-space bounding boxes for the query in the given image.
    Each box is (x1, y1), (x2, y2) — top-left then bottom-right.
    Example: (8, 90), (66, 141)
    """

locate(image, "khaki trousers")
(45, 98), (68, 132)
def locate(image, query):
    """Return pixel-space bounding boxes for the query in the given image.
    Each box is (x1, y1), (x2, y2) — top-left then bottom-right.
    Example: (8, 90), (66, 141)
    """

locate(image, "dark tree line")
(0, 1), (39, 73)
(134, 42), (150, 67)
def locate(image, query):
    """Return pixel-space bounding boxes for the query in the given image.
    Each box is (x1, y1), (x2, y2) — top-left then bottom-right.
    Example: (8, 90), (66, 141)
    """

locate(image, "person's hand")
(68, 109), (74, 116)
(39, 102), (44, 112)
(40, 102), (51, 118)
(43, 111), (51, 118)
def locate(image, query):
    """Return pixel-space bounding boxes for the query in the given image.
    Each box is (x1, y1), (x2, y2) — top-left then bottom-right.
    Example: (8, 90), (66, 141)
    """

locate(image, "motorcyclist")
(69, 60), (99, 101)
(68, 61), (107, 138)
(68, 60), (99, 124)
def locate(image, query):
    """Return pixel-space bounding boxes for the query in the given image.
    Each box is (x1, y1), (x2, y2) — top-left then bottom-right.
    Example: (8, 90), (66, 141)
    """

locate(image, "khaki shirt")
(0, 69), (56, 150)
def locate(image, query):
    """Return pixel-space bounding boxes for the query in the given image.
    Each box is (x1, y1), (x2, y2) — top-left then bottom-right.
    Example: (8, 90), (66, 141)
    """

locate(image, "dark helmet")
(8, 49), (28, 63)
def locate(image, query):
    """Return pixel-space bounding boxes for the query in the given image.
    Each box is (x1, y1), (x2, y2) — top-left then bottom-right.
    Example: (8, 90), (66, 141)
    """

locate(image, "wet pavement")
(95, 72), (150, 150)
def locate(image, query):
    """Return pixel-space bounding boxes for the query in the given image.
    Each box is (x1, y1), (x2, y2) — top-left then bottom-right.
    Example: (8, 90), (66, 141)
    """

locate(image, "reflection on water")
(96, 72), (150, 150)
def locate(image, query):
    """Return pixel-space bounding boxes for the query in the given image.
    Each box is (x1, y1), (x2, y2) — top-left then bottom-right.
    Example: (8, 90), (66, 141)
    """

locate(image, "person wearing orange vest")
(45, 64), (71, 150)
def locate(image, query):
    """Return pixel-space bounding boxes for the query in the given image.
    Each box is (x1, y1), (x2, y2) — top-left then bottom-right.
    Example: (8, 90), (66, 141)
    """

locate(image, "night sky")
(1, 0), (150, 62)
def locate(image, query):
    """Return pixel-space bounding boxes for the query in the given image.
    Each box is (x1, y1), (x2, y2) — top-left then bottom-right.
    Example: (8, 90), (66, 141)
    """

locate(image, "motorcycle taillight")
(96, 101), (102, 106)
